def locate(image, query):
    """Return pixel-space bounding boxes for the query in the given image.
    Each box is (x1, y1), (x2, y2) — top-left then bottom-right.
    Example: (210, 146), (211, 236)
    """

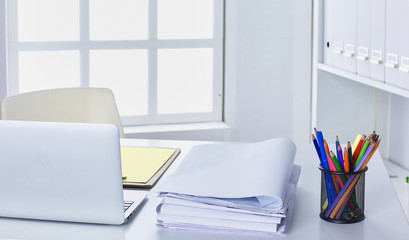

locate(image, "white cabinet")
(312, 0), (409, 170)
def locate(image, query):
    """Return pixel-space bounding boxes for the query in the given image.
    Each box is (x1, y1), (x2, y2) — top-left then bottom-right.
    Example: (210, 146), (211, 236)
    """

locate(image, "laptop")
(0, 120), (147, 224)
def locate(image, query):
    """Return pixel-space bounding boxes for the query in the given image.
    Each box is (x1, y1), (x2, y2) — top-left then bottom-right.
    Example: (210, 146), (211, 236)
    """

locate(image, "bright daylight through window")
(6, 0), (224, 126)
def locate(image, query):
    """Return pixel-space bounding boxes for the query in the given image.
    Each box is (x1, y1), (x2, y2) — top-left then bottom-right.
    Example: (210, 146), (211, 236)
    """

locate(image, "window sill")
(124, 122), (231, 141)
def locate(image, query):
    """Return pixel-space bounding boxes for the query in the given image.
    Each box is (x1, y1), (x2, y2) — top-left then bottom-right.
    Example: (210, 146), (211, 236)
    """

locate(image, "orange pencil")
(359, 138), (382, 171)
(344, 147), (349, 173)
(324, 139), (330, 155)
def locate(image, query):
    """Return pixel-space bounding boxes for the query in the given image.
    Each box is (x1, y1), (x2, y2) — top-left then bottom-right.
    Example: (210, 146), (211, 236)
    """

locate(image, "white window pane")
(18, 0), (79, 41)
(89, 50), (148, 116)
(157, 48), (213, 114)
(158, 0), (213, 39)
(18, 51), (80, 93)
(90, 0), (148, 40)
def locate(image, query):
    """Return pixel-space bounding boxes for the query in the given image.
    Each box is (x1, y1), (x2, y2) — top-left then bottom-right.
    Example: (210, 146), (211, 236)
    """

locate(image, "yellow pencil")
(351, 134), (362, 153)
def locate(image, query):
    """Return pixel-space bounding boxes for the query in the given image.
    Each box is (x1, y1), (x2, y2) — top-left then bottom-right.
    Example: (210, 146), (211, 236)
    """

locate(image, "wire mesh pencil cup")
(319, 165), (367, 224)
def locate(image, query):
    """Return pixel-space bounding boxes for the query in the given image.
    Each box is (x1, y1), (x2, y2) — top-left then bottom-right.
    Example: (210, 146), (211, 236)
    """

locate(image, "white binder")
(323, 0), (333, 65)
(385, 0), (400, 87)
(332, 0), (344, 69)
(370, 0), (386, 82)
(399, 0), (409, 89)
(332, 0), (357, 73)
(340, 0), (357, 73)
(323, 0), (333, 66)
(356, 0), (371, 77)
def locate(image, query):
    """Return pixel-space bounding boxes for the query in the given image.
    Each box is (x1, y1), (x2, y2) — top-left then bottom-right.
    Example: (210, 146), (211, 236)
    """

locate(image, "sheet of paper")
(158, 164), (300, 213)
(157, 193), (296, 236)
(159, 194), (284, 217)
(159, 204), (283, 224)
(121, 147), (177, 183)
(158, 138), (296, 209)
(157, 214), (279, 233)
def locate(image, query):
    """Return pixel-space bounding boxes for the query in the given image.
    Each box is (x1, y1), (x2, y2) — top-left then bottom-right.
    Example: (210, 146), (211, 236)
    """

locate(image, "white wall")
(292, 0), (313, 145)
(0, 0), (7, 109)
(388, 95), (409, 170)
(316, 71), (377, 143)
(224, 0), (312, 144)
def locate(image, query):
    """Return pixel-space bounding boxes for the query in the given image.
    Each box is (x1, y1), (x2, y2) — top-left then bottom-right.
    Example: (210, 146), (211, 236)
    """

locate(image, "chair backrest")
(1, 88), (125, 138)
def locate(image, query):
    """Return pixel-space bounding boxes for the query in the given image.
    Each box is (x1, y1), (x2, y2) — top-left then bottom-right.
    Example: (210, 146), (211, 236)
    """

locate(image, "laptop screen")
(0, 120), (126, 224)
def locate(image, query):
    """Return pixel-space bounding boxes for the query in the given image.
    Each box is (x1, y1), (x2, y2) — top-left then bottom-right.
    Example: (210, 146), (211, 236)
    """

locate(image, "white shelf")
(318, 63), (409, 99)
(383, 159), (409, 222)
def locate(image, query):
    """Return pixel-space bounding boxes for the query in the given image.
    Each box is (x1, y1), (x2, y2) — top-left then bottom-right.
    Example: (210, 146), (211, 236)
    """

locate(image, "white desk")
(0, 139), (408, 240)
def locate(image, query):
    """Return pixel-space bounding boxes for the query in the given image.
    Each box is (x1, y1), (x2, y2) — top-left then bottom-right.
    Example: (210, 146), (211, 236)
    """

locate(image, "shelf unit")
(311, 0), (390, 156)
(312, 0), (409, 173)
(312, 0), (409, 219)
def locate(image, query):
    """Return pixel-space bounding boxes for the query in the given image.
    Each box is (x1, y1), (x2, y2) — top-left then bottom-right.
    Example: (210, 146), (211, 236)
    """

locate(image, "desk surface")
(0, 139), (408, 240)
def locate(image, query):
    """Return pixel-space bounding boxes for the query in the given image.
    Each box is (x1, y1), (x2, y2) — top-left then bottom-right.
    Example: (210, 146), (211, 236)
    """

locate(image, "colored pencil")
(352, 134), (366, 164)
(356, 139), (381, 172)
(347, 141), (356, 207)
(312, 134), (322, 161)
(317, 132), (330, 170)
(351, 134), (362, 153)
(347, 141), (353, 172)
(327, 153), (341, 194)
(312, 134), (322, 162)
(335, 136), (340, 155)
(354, 138), (371, 169)
(344, 147), (349, 173)
(371, 131), (376, 140)
(324, 140), (330, 156)
(316, 131), (336, 204)
(337, 144), (345, 172)
(330, 151), (343, 172)
(330, 151), (357, 209)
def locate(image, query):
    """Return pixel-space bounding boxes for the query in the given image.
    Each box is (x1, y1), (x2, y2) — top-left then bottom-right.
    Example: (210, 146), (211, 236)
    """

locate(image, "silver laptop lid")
(0, 120), (125, 224)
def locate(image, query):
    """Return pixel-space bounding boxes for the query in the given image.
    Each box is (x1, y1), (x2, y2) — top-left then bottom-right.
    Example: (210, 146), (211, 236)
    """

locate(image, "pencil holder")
(319, 165), (368, 224)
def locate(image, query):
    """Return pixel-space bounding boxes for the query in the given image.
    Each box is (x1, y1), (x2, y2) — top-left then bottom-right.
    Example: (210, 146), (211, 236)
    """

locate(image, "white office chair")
(1, 87), (125, 138)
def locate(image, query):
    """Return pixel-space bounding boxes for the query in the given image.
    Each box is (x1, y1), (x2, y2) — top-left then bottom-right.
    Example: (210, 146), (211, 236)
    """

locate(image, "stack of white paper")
(156, 138), (301, 236)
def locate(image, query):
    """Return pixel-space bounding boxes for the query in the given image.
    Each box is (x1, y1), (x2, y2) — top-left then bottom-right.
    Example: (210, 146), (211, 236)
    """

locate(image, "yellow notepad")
(121, 146), (180, 188)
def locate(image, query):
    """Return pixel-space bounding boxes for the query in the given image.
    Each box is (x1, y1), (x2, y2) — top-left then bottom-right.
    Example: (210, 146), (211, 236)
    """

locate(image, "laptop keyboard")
(124, 200), (134, 212)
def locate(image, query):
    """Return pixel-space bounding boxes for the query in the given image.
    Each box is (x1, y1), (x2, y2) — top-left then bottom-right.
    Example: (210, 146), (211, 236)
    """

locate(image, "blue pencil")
(336, 136), (345, 172)
(312, 134), (322, 161)
(316, 131), (337, 205)
(316, 131), (330, 170)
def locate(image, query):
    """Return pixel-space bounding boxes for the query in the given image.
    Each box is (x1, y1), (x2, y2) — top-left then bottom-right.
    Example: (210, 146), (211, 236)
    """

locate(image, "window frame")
(6, 0), (224, 126)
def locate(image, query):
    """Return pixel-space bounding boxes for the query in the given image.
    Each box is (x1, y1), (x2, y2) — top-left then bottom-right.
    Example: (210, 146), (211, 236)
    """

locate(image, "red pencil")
(352, 134), (366, 165)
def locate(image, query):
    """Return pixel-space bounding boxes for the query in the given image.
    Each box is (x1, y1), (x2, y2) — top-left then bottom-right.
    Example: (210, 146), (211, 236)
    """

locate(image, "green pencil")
(330, 151), (343, 172)
(354, 139), (371, 169)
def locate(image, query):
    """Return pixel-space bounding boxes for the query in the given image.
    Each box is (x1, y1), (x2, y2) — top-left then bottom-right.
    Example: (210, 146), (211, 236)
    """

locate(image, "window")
(6, 0), (224, 126)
